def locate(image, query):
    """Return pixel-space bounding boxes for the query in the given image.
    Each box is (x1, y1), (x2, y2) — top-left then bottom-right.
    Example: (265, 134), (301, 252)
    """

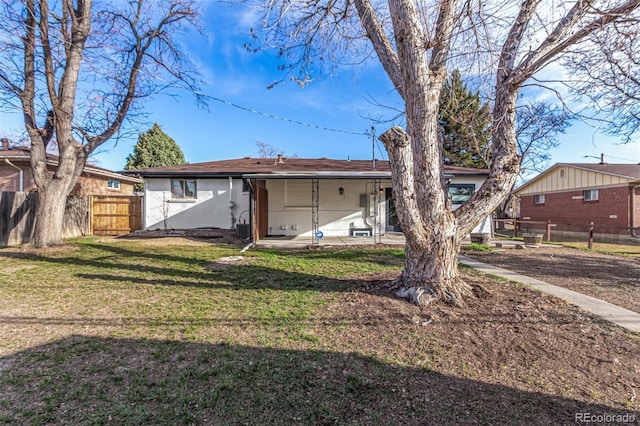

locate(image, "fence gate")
(90, 195), (142, 236)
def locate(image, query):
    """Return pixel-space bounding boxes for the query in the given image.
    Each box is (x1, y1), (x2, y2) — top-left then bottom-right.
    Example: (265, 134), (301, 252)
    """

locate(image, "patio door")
(385, 188), (402, 232)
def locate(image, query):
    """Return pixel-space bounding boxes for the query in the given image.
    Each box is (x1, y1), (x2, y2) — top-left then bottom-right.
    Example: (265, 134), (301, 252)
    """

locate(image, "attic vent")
(560, 168), (565, 178)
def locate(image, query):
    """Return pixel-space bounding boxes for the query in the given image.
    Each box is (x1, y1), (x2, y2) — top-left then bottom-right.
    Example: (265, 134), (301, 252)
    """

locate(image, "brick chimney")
(1, 138), (9, 150)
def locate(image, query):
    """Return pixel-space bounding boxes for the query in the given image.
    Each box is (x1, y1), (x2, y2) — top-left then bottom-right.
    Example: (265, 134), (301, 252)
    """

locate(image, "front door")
(385, 188), (402, 232)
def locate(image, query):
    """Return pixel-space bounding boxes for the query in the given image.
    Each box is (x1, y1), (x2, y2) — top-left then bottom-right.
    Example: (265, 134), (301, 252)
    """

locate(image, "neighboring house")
(1, 140), (144, 244)
(126, 155), (493, 242)
(0, 141), (141, 195)
(515, 162), (640, 238)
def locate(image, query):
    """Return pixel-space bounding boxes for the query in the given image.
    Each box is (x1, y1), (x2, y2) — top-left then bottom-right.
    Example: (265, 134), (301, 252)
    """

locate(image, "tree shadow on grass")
(0, 242), (402, 293)
(1, 335), (636, 426)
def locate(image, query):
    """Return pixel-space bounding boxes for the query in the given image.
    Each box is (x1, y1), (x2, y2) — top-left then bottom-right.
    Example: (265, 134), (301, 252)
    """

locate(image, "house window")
(171, 179), (196, 199)
(583, 189), (599, 201)
(560, 168), (565, 178)
(448, 184), (475, 204)
(107, 179), (120, 190)
(242, 179), (251, 193)
(534, 194), (545, 204)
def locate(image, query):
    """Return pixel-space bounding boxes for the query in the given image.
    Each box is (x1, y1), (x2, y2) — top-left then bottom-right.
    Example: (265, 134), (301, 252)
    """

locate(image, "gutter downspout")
(228, 176), (235, 229)
(4, 159), (24, 192)
(245, 178), (255, 244)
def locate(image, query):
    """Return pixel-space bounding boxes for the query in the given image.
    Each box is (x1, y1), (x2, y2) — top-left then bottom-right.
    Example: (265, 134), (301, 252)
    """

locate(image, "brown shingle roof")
(0, 147), (141, 183)
(560, 163), (640, 179)
(127, 157), (489, 177)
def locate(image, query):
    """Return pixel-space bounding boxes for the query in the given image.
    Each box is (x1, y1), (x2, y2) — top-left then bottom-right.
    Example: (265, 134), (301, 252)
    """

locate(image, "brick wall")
(0, 164), (36, 192)
(520, 185), (631, 235)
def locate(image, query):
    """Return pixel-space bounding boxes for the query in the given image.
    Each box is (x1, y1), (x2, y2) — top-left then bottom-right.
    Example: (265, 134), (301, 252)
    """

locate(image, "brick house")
(0, 141), (141, 195)
(1, 140), (143, 245)
(515, 162), (640, 239)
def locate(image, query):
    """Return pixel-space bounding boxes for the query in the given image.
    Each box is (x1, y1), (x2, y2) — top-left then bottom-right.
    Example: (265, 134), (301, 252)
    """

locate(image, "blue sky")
(0, 1), (638, 177)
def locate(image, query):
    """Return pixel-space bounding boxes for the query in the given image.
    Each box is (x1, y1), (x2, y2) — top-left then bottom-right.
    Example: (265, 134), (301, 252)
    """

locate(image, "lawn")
(0, 237), (638, 425)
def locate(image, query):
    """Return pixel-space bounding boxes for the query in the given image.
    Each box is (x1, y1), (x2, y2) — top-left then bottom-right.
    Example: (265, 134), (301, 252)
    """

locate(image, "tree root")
(394, 279), (472, 308)
(395, 286), (439, 307)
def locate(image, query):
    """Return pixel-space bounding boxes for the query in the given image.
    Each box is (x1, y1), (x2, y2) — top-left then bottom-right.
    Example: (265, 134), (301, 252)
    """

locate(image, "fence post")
(513, 220), (518, 238)
(588, 221), (594, 249)
(546, 220), (551, 242)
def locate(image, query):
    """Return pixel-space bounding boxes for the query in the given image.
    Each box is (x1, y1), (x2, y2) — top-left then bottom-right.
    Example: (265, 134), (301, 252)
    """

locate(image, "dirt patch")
(115, 228), (247, 247)
(204, 255), (255, 271)
(463, 245), (640, 313)
(318, 269), (640, 414)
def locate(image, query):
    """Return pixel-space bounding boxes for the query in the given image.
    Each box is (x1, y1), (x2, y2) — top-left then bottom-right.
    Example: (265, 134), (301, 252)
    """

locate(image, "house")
(515, 162), (640, 239)
(0, 140), (141, 195)
(127, 155), (493, 243)
(1, 140), (144, 244)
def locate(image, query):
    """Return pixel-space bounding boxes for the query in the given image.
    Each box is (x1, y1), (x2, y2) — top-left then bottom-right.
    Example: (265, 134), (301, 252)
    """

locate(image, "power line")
(204, 93), (371, 137)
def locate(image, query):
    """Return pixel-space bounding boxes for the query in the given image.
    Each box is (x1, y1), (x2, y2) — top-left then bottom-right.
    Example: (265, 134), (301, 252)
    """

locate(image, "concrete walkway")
(459, 255), (640, 333)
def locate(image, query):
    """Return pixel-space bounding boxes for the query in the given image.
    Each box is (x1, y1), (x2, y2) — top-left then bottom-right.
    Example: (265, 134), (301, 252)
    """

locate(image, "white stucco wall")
(143, 175), (492, 236)
(143, 178), (250, 230)
(265, 179), (389, 237)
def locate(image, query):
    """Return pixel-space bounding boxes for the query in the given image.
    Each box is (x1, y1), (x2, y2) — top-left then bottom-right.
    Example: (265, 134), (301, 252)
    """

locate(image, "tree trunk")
(32, 182), (69, 247)
(395, 231), (471, 308)
(380, 126), (472, 308)
(30, 143), (84, 248)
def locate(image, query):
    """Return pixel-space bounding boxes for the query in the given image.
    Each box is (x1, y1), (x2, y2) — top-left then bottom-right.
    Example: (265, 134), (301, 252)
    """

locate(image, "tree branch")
(353, 0), (403, 95)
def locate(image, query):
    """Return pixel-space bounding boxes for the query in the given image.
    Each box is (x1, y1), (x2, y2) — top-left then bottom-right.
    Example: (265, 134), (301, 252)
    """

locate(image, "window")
(534, 194), (545, 204)
(107, 179), (120, 190)
(559, 168), (565, 178)
(171, 179), (196, 199)
(583, 189), (599, 201)
(448, 184), (475, 204)
(242, 179), (251, 193)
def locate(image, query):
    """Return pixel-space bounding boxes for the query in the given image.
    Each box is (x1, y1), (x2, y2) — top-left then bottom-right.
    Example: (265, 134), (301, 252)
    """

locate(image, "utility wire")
(204, 93), (371, 137)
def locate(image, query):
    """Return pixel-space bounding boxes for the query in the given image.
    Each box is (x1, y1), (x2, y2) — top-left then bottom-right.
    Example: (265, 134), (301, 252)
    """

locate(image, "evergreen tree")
(438, 70), (492, 168)
(125, 123), (186, 170)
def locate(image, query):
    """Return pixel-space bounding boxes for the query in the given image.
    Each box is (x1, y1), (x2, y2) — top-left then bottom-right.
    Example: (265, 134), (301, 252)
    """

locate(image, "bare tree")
(515, 102), (573, 178)
(495, 101), (573, 223)
(566, 20), (640, 142)
(251, 0), (640, 306)
(255, 141), (299, 158)
(0, 0), (202, 247)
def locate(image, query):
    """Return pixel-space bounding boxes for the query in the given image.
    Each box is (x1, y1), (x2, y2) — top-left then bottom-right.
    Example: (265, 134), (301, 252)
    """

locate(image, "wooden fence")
(494, 218), (640, 245)
(90, 195), (142, 236)
(1, 192), (143, 246)
(0, 191), (88, 247)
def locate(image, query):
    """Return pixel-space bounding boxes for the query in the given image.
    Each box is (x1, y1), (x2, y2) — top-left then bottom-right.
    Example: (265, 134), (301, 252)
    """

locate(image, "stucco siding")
(266, 179), (388, 237)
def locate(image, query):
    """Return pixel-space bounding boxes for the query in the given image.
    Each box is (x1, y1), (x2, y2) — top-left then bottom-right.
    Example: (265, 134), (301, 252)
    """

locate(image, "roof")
(559, 163), (640, 180)
(0, 147), (142, 184)
(515, 162), (640, 194)
(125, 157), (490, 178)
